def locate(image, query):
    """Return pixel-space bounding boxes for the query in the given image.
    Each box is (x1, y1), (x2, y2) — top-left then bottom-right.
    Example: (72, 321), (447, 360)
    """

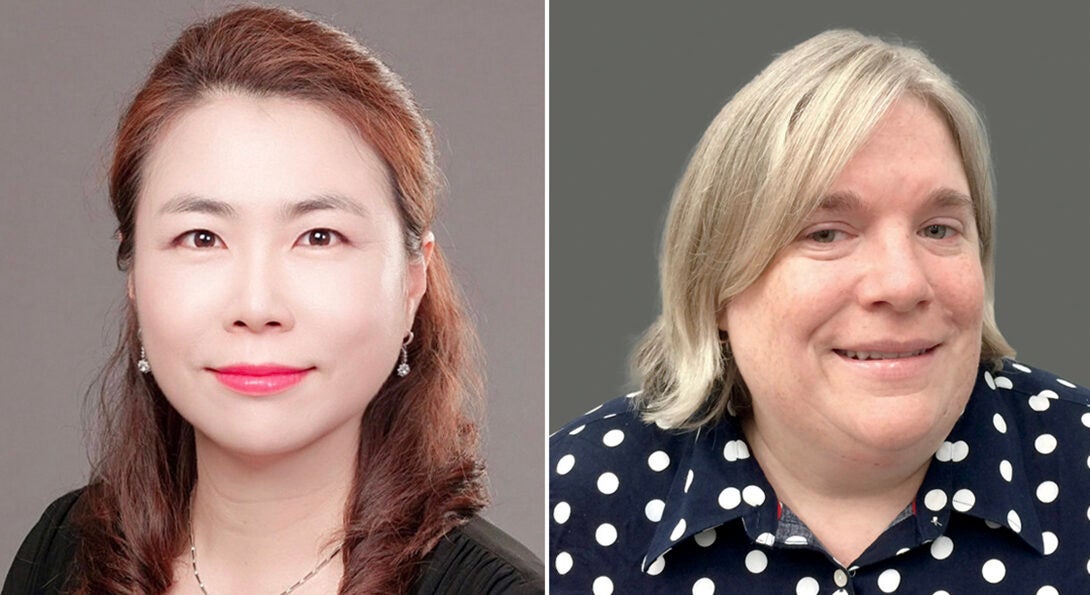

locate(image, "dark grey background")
(1, 1), (543, 565)
(551, 3), (1090, 430)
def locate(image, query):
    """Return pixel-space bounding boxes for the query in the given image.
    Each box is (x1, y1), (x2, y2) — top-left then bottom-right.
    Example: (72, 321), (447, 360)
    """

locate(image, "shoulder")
(3, 487), (85, 594)
(411, 516), (544, 595)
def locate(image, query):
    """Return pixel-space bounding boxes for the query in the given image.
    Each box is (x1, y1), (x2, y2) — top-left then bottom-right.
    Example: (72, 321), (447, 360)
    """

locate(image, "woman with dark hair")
(5, 6), (542, 594)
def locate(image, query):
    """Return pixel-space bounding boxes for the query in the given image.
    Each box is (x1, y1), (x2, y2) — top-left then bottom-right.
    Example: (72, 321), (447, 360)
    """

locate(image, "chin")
(844, 394), (960, 456)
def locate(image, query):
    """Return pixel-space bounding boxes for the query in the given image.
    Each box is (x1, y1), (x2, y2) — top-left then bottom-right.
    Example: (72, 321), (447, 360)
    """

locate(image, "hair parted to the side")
(74, 6), (486, 594)
(633, 29), (1015, 431)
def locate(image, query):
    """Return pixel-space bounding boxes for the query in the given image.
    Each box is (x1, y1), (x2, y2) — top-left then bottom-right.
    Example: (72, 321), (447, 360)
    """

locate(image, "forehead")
(139, 93), (393, 213)
(823, 98), (971, 207)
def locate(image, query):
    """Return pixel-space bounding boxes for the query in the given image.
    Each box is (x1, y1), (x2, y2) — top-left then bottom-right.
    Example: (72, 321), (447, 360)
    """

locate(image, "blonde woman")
(550, 30), (1090, 593)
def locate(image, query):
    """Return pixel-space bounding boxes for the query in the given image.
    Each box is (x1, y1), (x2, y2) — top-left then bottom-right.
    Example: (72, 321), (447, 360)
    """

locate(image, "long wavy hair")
(72, 6), (487, 593)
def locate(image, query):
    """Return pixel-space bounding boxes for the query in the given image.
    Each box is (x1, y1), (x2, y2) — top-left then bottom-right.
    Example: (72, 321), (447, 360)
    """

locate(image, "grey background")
(551, 2), (1090, 429)
(1, 1), (544, 566)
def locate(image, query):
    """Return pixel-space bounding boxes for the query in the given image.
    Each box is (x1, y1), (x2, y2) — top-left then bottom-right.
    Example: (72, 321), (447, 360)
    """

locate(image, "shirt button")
(834, 568), (849, 587)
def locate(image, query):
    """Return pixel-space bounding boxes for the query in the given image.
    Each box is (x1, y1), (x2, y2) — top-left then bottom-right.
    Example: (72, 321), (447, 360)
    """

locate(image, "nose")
(226, 251), (294, 332)
(855, 231), (934, 313)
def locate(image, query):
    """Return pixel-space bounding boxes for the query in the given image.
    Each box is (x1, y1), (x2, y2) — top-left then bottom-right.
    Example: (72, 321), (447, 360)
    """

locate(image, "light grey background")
(1, 1), (544, 565)
(551, 2), (1090, 429)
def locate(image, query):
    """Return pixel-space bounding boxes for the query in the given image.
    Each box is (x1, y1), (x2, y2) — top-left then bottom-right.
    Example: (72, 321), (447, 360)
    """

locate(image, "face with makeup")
(721, 98), (985, 460)
(131, 93), (428, 458)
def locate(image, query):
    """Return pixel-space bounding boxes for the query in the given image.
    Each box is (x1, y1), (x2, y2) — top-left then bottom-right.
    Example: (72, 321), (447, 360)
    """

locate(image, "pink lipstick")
(212, 364), (312, 396)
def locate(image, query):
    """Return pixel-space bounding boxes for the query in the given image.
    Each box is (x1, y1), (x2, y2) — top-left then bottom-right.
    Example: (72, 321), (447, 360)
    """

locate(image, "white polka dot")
(595, 523), (617, 546)
(1007, 510), (1022, 533)
(692, 577), (715, 595)
(877, 569), (901, 593)
(555, 551), (573, 574)
(834, 568), (848, 587)
(985, 519), (1002, 529)
(602, 413), (618, 419)
(718, 487), (741, 510)
(568, 424), (585, 435)
(935, 441), (952, 462)
(930, 535), (954, 560)
(670, 518), (686, 541)
(655, 418), (672, 430)
(602, 429), (624, 447)
(1042, 531), (1058, 555)
(1037, 586), (1059, 595)
(895, 547), (910, 556)
(646, 555), (665, 576)
(648, 450), (670, 471)
(722, 439), (750, 461)
(1087, 556), (1090, 575)
(585, 404), (604, 415)
(1035, 434), (1057, 454)
(745, 549), (768, 574)
(952, 488), (976, 512)
(1029, 394), (1051, 411)
(995, 376), (1013, 389)
(645, 499), (665, 522)
(1012, 362), (1032, 373)
(684, 469), (694, 492)
(984, 371), (996, 390)
(597, 472), (619, 495)
(1087, 454), (1090, 470)
(785, 535), (809, 545)
(934, 591), (951, 595)
(553, 501), (571, 524)
(1042, 389), (1059, 399)
(742, 485), (766, 506)
(755, 532), (775, 546)
(1058, 378), (1076, 388)
(924, 489), (947, 511)
(1037, 481), (1059, 503)
(556, 454), (575, 475)
(993, 413), (1007, 433)
(796, 577), (819, 595)
(1000, 460), (1013, 482)
(1082, 412), (1090, 428)
(950, 440), (969, 462)
(694, 527), (717, 547)
(592, 576), (613, 595)
(982, 558), (1006, 583)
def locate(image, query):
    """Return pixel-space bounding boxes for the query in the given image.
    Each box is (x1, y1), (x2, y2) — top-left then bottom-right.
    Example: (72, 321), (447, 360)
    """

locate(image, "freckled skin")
(723, 97), (984, 464)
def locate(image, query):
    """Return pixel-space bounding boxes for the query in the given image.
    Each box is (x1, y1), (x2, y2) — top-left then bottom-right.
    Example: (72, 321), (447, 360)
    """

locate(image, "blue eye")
(807, 229), (842, 243)
(921, 224), (953, 239)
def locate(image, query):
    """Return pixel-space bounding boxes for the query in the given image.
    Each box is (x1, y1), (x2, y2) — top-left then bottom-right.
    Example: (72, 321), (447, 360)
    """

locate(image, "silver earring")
(137, 344), (151, 374)
(396, 331), (414, 377)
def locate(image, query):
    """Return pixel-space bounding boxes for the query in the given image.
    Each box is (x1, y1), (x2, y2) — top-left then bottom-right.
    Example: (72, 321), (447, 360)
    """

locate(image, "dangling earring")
(137, 343), (151, 374)
(396, 331), (414, 377)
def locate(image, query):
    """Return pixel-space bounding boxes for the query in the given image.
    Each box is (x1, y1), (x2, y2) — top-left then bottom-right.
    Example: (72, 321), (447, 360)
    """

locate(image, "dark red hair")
(74, 6), (486, 593)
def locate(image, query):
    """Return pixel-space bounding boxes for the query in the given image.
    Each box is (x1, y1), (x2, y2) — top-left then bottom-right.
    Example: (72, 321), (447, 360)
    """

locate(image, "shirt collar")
(642, 363), (1045, 570)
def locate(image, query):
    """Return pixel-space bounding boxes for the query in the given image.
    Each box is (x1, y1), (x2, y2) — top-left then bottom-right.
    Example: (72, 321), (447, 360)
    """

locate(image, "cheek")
(939, 257), (986, 329)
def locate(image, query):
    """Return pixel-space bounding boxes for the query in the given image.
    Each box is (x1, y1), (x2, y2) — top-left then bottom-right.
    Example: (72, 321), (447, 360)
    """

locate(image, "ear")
(716, 302), (729, 333)
(127, 271), (135, 302)
(405, 231), (434, 324)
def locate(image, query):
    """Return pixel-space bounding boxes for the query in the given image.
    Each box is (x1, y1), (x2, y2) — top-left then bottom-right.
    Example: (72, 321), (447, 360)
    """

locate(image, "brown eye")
(297, 228), (344, 247)
(194, 230), (217, 247)
(177, 229), (222, 249)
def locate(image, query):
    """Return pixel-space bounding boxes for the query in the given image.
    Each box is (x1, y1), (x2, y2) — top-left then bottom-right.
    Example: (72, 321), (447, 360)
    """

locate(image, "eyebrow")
(157, 193), (370, 220)
(814, 188), (974, 214)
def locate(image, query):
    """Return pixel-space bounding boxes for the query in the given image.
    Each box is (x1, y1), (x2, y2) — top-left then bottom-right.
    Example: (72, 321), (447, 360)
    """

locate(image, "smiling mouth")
(834, 346), (936, 361)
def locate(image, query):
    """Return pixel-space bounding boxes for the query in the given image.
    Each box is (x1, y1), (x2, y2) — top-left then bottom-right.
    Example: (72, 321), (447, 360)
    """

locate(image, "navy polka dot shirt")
(550, 361), (1090, 594)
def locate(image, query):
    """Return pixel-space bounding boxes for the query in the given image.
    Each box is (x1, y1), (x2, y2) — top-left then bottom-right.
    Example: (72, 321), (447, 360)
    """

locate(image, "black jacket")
(3, 489), (543, 594)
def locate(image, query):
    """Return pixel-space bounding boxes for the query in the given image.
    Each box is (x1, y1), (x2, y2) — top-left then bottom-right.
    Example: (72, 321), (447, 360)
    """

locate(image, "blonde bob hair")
(634, 29), (1015, 430)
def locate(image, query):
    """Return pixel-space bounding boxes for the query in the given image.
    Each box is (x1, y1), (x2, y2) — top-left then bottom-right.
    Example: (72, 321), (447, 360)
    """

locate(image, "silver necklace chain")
(189, 527), (342, 595)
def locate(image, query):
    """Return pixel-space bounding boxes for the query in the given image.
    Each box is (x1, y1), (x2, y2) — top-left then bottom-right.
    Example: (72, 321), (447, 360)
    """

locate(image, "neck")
(742, 415), (939, 564)
(183, 421), (359, 592)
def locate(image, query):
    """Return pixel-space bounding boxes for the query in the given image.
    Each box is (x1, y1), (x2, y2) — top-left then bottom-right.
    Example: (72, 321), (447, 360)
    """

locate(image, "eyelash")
(173, 228), (347, 249)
